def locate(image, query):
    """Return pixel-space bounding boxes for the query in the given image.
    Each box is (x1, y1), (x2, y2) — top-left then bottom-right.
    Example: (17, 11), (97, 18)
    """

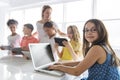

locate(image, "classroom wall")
(0, 7), (9, 45)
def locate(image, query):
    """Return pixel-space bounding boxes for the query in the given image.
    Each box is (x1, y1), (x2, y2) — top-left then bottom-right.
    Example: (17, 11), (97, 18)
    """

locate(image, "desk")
(0, 54), (61, 80)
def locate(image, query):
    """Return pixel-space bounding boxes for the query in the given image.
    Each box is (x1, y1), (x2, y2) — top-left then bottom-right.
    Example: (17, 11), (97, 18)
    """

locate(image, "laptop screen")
(29, 43), (54, 68)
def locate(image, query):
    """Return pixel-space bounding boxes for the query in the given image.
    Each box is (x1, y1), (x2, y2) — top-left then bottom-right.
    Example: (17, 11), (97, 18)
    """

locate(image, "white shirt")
(49, 33), (60, 62)
(36, 22), (58, 43)
(7, 34), (21, 48)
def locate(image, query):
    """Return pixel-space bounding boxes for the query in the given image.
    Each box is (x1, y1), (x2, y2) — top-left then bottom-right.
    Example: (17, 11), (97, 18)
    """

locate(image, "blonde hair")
(67, 25), (82, 56)
(67, 25), (81, 43)
(83, 19), (120, 66)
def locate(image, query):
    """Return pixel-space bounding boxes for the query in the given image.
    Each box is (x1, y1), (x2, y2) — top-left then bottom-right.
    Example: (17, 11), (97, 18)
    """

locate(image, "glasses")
(83, 28), (97, 33)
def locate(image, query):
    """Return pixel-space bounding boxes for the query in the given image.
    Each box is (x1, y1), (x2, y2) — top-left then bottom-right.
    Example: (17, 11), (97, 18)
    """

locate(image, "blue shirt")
(81, 45), (120, 80)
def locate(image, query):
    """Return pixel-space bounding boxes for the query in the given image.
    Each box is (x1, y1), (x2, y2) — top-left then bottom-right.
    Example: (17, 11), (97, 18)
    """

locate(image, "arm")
(21, 46), (29, 51)
(53, 22), (67, 37)
(57, 29), (67, 37)
(63, 41), (79, 61)
(49, 45), (105, 76)
(59, 61), (80, 66)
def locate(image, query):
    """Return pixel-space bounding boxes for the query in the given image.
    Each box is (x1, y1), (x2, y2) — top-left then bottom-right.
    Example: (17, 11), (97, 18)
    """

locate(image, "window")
(51, 4), (63, 23)
(96, 0), (120, 19)
(65, 0), (92, 22)
(96, 0), (120, 47)
(24, 7), (41, 33)
(9, 10), (24, 36)
(103, 20), (120, 46)
(4, 0), (120, 48)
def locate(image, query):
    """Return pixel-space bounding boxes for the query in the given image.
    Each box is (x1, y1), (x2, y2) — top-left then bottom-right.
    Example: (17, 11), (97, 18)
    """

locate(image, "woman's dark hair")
(24, 23), (34, 31)
(7, 19), (18, 26)
(42, 5), (52, 18)
(82, 19), (120, 66)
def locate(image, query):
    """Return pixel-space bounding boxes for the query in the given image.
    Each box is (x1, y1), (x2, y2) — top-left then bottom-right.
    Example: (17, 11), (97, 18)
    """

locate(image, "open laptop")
(29, 43), (64, 76)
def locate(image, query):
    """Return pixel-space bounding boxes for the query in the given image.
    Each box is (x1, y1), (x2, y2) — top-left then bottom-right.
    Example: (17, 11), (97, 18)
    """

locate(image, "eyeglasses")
(83, 28), (97, 33)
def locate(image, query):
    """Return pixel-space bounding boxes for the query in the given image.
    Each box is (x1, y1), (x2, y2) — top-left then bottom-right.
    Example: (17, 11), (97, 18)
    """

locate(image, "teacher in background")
(36, 5), (66, 43)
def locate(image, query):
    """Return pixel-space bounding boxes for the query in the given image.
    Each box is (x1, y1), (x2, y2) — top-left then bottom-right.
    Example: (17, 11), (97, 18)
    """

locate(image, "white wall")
(0, 6), (9, 45)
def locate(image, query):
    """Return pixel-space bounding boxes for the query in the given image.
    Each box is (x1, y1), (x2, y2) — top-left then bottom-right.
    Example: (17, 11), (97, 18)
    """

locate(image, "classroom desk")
(0, 51), (62, 80)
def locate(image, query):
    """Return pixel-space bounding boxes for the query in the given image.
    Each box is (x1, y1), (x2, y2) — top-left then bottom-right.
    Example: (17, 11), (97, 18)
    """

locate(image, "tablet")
(0, 45), (12, 50)
(12, 48), (23, 54)
(54, 37), (68, 46)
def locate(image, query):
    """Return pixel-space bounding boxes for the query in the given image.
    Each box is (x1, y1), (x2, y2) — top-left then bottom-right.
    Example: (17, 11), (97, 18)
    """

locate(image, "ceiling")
(0, 0), (50, 7)
(0, 0), (9, 7)
(0, 0), (78, 8)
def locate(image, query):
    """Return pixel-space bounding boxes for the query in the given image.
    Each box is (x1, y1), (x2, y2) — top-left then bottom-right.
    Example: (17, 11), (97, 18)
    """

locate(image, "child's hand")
(48, 65), (56, 70)
(48, 64), (62, 70)
(62, 41), (71, 48)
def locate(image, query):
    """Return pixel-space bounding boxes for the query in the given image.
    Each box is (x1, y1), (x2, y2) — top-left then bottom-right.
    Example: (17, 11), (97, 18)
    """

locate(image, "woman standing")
(36, 5), (66, 43)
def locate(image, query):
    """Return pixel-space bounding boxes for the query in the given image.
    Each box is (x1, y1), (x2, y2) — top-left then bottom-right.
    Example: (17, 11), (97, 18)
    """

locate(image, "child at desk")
(55, 25), (82, 61)
(12, 24), (39, 59)
(0, 19), (21, 50)
(43, 21), (60, 61)
(49, 19), (120, 80)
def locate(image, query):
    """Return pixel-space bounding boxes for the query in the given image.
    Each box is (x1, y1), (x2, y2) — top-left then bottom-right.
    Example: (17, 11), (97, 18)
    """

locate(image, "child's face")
(84, 22), (98, 43)
(67, 28), (73, 39)
(23, 26), (32, 35)
(43, 8), (52, 20)
(9, 24), (17, 33)
(44, 27), (56, 37)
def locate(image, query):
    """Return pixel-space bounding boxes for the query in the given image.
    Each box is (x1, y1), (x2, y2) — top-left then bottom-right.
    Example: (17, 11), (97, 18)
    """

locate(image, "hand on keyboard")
(42, 66), (53, 71)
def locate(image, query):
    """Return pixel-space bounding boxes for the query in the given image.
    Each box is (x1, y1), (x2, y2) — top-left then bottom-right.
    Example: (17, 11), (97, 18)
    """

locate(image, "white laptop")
(29, 43), (64, 76)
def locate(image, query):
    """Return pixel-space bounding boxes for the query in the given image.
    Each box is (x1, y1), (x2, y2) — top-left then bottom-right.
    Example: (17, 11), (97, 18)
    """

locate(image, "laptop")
(29, 43), (64, 76)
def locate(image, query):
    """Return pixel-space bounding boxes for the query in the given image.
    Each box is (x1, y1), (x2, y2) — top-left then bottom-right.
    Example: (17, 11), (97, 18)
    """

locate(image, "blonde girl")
(56, 25), (82, 61)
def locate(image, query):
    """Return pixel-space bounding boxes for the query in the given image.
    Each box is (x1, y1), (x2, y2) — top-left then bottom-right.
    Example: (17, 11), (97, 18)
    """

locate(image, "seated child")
(43, 21), (60, 61)
(55, 25), (82, 61)
(12, 23), (39, 59)
(0, 19), (21, 50)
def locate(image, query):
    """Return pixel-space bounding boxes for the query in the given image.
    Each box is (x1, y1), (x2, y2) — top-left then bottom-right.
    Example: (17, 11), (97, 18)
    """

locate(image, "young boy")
(21, 24), (39, 51)
(12, 23), (39, 59)
(43, 21), (60, 61)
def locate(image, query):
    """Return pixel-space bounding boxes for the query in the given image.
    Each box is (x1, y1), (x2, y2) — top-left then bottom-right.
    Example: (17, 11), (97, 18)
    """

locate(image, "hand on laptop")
(48, 64), (63, 71)
(48, 65), (57, 70)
